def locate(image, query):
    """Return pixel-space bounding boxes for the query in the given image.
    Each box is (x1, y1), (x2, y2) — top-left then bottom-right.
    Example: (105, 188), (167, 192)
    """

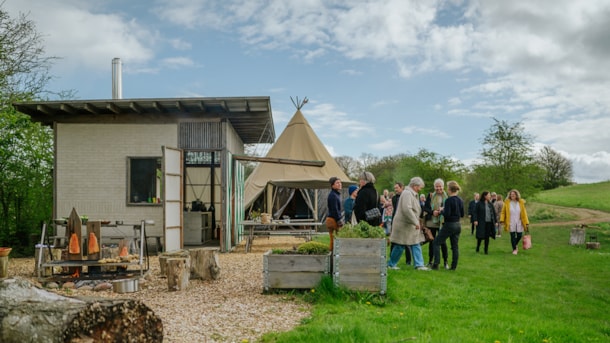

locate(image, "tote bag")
(522, 234), (532, 250)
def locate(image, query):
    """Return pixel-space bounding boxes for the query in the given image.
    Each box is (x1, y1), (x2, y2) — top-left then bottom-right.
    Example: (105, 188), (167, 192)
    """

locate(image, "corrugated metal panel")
(179, 122), (223, 149)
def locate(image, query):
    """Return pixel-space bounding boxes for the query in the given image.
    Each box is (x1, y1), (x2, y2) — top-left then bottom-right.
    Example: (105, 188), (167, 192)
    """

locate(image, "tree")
(0, 7), (56, 252)
(537, 146), (573, 189)
(0, 8), (55, 107)
(474, 118), (543, 197)
(334, 155), (361, 180)
(364, 149), (466, 195)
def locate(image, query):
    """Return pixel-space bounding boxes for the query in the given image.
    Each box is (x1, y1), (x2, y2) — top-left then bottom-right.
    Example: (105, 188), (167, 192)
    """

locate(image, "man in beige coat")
(387, 177), (429, 270)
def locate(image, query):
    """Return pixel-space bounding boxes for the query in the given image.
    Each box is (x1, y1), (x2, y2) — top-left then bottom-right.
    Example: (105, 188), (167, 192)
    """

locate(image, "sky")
(5, 0), (610, 184)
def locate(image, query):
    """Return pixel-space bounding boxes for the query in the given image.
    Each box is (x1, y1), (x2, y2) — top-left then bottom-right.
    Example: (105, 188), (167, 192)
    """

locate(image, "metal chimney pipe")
(112, 57), (122, 99)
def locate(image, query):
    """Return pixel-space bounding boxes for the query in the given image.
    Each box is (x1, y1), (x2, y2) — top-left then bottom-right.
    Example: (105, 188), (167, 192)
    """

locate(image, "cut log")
(586, 242), (601, 250)
(167, 258), (189, 291)
(569, 228), (585, 245)
(0, 277), (163, 342)
(158, 250), (191, 277)
(188, 247), (221, 280)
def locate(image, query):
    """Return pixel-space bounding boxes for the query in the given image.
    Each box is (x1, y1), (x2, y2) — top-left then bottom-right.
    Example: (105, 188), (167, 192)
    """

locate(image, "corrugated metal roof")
(13, 96), (275, 144)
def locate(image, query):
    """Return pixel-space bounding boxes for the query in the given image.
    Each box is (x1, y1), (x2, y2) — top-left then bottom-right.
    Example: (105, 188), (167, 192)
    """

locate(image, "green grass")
(531, 181), (610, 212)
(260, 199), (610, 343)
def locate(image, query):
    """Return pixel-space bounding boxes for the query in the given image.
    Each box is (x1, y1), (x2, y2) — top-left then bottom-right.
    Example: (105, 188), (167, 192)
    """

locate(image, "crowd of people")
(326, 172), (531, 273)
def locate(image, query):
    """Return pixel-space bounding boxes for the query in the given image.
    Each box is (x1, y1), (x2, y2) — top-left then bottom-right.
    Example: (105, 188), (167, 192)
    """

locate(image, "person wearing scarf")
(423, 178), (449, 268)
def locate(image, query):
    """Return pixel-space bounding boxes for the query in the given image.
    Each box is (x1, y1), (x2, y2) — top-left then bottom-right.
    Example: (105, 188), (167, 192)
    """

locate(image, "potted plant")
(333, 221), (387, 294)
(263, 241), (331, 292)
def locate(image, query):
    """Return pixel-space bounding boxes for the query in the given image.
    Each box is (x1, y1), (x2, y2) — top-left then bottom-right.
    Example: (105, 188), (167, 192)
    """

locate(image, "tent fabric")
(244, 109), (354, 208)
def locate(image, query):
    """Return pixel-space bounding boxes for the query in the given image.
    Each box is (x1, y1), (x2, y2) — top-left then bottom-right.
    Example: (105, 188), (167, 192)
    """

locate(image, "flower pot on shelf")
(262, 250), (331, 292)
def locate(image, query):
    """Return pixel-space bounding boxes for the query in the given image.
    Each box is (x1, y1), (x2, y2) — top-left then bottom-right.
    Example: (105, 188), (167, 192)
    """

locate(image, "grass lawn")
(260, 219), (610, 343)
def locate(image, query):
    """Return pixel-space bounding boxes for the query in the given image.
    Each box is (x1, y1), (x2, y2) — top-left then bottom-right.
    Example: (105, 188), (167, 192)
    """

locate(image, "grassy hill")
(531, 181), (610, 212)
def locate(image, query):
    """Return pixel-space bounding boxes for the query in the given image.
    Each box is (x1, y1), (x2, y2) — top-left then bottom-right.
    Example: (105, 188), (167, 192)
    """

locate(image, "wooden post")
(167, 258), (189, 291)
(569, 228), (585, 245)
(0, 256), (8, 278)
(188, 247), (221, 280)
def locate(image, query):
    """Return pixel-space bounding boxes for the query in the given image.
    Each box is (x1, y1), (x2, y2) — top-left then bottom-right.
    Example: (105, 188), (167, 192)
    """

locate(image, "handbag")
(421, 227), (434, 244)
(364, 207), (382, 221)
(522, 234), (532, 250)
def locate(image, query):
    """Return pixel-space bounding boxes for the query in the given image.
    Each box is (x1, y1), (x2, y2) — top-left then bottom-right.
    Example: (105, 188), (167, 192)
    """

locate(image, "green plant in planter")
(272, 241), (330, 255)
(335, 221), (386, 238)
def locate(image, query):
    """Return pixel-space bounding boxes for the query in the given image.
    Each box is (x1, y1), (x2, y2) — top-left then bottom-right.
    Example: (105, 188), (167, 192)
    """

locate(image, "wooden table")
(241, 220), (325, 253)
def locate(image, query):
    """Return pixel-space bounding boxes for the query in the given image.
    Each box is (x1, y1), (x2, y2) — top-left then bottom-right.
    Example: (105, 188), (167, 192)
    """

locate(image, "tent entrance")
(272, 188), (314, 220)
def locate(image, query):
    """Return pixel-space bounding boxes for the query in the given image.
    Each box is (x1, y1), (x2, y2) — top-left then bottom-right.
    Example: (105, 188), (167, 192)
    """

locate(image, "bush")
(272, 241), (330, 255)
(335, 221), (386, 238)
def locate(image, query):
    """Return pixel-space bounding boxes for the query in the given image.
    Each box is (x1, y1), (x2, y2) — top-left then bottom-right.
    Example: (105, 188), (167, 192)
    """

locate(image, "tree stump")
(569, 228), (585, 245)
(0, 278), (163, 342)
(586, 242), (601, 250)
(167, 258), (189, 291)
(159, 250), (191, 277)
(188, 247), (221, 280)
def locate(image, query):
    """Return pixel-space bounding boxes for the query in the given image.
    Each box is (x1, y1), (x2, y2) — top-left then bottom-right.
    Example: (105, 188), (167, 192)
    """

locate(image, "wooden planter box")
(333, 238), (387, 294)
(263, 250), (331, 292)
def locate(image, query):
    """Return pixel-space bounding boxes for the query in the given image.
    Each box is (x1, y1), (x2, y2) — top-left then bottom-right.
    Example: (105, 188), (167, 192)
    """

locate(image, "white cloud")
(6, 1), (157, 75)
(370, 139), (402, 152)
(401, 126), (451, 139)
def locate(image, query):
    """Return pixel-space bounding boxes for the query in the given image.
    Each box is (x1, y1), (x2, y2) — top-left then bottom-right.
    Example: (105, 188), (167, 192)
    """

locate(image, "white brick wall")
(55, 123), (178, 236)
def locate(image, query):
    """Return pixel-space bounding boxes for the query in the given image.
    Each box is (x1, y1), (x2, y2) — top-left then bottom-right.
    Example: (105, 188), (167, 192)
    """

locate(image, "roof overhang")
(13, 96), (275, 144)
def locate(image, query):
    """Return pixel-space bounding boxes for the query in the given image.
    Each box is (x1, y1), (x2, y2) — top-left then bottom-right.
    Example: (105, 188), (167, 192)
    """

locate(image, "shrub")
(272, 241), (330, 255)
(335, 221), (386, 238)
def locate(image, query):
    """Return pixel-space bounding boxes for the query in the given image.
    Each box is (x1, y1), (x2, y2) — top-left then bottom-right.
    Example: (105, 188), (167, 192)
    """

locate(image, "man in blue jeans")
(387, 177), (429, 271)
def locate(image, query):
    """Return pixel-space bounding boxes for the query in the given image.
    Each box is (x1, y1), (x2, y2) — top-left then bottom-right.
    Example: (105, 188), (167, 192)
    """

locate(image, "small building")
(14, 96), (275, 252)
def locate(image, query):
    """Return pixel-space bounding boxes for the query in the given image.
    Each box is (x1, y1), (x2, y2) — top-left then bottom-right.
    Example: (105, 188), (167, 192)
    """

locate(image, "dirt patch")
(528, 202), (610, 227)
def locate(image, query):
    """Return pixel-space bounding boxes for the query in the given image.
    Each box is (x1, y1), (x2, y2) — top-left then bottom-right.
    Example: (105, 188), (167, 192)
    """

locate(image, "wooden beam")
(106, 102), (121, 114)
(233, 155), (325, 167)
(130, 102), (143, 113)
(83, 103), (99, 114)
(60, 104), (77, 115)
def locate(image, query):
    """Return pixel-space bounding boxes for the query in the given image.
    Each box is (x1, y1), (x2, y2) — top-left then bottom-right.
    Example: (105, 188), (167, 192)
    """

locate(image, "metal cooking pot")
(112, 278), (139, 293)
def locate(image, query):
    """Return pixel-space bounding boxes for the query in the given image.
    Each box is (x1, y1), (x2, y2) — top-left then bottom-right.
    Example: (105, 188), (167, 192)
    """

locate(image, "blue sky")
(6, 1), (610, 184)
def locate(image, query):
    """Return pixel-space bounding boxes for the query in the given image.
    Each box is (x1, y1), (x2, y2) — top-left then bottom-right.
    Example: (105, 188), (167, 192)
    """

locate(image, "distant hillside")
(532, 181), (610, 213)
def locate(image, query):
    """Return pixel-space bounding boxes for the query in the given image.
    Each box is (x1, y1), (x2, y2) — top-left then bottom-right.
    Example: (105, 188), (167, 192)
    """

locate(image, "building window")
(128, 157), (162, 205)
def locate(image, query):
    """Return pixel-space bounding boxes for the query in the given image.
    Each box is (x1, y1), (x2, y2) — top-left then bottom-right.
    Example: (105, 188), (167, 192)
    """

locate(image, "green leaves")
(335, 221), (386, 238)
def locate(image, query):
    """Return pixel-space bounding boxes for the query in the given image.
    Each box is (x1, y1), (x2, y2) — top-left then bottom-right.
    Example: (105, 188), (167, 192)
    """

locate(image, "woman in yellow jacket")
(500, 189), (529, 255)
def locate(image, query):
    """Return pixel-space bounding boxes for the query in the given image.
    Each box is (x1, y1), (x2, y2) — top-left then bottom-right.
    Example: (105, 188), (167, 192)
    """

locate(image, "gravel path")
(5, 236), (312, 342)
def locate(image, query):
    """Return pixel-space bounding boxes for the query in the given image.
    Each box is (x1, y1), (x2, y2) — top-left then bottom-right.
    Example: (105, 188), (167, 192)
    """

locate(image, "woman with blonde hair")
(500, 189), (530, 255)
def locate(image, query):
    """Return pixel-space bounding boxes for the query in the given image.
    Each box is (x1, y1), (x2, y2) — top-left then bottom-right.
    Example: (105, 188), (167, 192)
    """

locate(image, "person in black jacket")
(472, 191), (497, 254)
(354, 171), (382, 226)
(468, 193), (480, 235)
(326, 177), (343, 250)
(431, 181), (464, 270)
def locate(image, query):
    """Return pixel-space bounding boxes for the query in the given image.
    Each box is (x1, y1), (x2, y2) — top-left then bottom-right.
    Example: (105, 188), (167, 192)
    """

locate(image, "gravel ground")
(5, 236), (312, 342)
